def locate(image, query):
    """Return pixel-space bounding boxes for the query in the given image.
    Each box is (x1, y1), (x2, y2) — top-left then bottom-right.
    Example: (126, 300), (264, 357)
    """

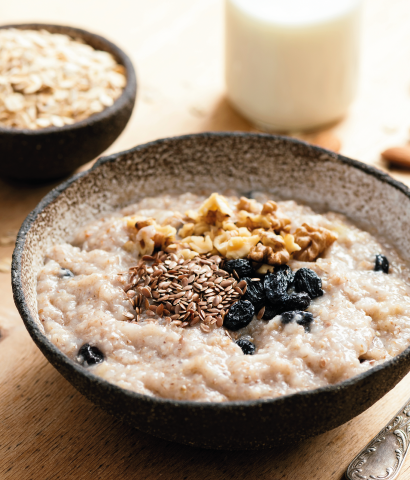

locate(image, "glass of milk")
(225, 0), (363, 131)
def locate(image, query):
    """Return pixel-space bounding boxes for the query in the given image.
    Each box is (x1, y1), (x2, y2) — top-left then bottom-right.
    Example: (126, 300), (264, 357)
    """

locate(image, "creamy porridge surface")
(37, 192), (410, 401)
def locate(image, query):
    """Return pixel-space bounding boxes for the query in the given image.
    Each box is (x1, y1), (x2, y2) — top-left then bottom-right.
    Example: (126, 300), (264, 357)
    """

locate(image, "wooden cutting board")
(2, 0), (410, 478)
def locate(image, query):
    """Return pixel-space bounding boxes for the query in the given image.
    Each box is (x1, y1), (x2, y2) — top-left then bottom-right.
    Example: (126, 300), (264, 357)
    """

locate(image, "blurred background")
(1, 0), (409, 166)
(1, 0), (410, 478)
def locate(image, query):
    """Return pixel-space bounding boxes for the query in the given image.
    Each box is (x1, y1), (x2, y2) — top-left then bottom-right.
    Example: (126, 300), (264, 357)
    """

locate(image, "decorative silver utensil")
(346, 399), (410, 480)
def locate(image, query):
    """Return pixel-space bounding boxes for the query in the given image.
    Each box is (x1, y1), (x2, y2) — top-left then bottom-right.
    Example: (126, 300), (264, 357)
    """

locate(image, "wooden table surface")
(1, 0), (410, 478)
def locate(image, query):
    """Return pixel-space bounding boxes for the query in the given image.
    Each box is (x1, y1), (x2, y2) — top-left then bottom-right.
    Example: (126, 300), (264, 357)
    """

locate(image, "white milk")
(225, 0), (362, 131)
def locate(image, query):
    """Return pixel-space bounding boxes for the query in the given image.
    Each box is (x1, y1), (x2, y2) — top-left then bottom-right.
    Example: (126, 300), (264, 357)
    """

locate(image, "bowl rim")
(0, 22), (136, 135)
(12, 131), (410, 410)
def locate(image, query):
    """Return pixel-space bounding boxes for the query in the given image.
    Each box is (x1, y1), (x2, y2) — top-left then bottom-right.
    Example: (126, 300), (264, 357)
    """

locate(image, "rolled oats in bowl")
(37, 192), (410, 402)
(0, 28), (126, 129)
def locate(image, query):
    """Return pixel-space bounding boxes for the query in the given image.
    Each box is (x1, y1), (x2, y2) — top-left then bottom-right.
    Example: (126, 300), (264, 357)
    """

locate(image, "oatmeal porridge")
(36, 192), (410, 402)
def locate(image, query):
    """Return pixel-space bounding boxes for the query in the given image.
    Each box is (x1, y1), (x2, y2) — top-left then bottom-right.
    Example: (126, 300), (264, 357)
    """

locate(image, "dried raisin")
(264, 271), (288, 303)
(294, 268), (323, 299)
(224, 300), (255, 331)
(263, 292), (311, 320)
(223, 259), (254, 278)
(236, 338), (256, 355)
(281, 311), (314, 332)
(375, 254), (389, 274)
(78, 344), (104, 366)
(242, 278), (266, 310)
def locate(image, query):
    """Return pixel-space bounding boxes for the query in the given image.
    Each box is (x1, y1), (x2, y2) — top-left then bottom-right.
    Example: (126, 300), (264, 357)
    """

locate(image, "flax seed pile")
(37, 192), (410, 401)
(123, 252), (246, 333)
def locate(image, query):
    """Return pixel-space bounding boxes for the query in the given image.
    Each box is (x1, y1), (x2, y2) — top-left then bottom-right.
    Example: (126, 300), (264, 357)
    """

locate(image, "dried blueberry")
(275, 264), (294, 287)
(294, 268), (323, 299)
(263, 292), (311, 320)
(223, 259), (254, 278)
(375, 254), (389, 274)
(285, 292), (311, 311)
(281, 311), (314, 332)
(264, 271), (288, 303)
(236, 338), (256, 355)
(60, 268), (74, 278)
(78, 343), (104, 366)
(242, 278), (266, 310)
(224, 300), (255, 331)
(262, 303), (282, 320)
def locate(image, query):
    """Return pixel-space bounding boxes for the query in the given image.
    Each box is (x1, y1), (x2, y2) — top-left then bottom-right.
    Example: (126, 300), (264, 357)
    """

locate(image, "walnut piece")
(135, 218), (155, 230)
(197, 193), (233, 226)
(293, 223), (337, 262)
(248, 232), (290, 265)
(261, 201), (278, 215)
(236, 210), (291, 233)
(248, 243), (289, 265)
(214, 230), (259, 258)
(124, 217), (176, 255)
(182, 235), (214, 254)
(236, 197), (261, 213)
(281, 233), (301, 254)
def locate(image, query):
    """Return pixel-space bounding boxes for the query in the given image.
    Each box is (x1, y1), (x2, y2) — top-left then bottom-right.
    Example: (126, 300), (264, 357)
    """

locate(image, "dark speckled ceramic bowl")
(0, 23), (136, 181)
(12, 133), (410, 449)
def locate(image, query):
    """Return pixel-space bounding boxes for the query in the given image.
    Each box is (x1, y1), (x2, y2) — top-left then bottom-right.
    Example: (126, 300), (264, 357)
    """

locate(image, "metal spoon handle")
(346, 399), (410, 480)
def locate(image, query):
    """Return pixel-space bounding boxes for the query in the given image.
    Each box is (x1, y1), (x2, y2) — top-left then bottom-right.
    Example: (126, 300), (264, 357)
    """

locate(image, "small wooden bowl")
(0, 23), (137, 181)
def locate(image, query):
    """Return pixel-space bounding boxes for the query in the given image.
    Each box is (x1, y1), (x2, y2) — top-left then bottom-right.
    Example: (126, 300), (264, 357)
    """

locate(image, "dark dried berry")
(78, 344), (104, 366)
(263, 292), (311, 320)
(242, 278), (266, 310)
(224, 300), (255, 331)
(294, 268), (323, 299)
(285, 292), (311, 312)
(223, 259), (254, 278)
(236, 338), (256, 355)
(275, 264), (294, 287)
(375, 254), (389, 274)
(281, 310), (314, 331)
(60, 268), (74, 278)
(264, 272), (288, 303)
(262, 303), (283, 320)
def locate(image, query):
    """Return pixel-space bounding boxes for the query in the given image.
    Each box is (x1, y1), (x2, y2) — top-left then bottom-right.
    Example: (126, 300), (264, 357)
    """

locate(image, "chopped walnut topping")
(281, 233), (301, 254)
(122, 194), (339, 266)
(249, 244), (289, 265)
(225, 235), (260, 259)
(248, 232), (290, 265)
(124, 217), (176, 256)
(214, 229), (259, 258)
(261, 200), (278, 215)
(178, 222), (195, 238)
(178, 249), (199, 260)
(236, 210), (291, 233)
(196, 193), (233, 226)
(293, 223), (338, 262)
(135, 218), (155, 230)
(183, 235), (214, 254)
(236, 197), (261, 213)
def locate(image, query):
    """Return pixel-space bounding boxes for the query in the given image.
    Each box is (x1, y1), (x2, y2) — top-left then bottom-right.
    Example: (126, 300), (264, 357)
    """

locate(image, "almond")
(381, 146), (410, 168)
(311, 132), (341, 153)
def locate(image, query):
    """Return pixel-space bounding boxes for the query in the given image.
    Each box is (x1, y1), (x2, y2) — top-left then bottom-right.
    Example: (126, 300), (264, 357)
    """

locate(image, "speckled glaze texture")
(0, 23), (136, 181)
(12, 133), (410, 449)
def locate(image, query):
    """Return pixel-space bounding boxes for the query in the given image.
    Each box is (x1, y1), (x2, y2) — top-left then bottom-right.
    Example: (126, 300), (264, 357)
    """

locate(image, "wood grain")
(1, 0), (410, 478)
